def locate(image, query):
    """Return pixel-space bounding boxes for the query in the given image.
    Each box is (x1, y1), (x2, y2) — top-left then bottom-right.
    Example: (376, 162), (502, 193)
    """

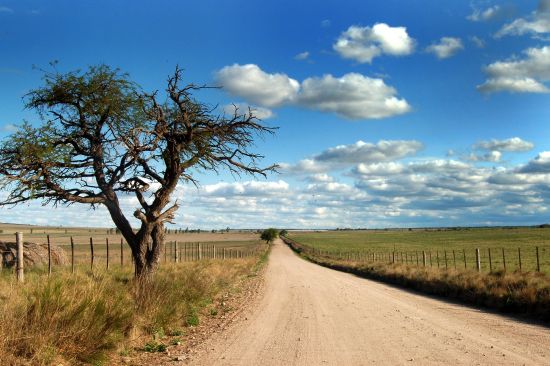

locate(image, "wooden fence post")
(463, 249), (466, 269)
(90, 237), (94, 270)
(174, 241), (179, 263)
(536, 246), (540, 272)
(213, 245), (216, 260)
(475, 248), (480, 272)
(444, 250), (448, 270)
(452, 250), (456, 269)
(488, 248), (492, 272)
(70, 236), (75, 274)
(16, 232), (24, 282)
(198, 243), (202, 260)
(120, 238), (124, 267)
(422, 251), (426, 267)
(436, 251), (440, 268)
(502, 248), (506, 271)
(47, 234), (52, 276)
(518, 247), (522, 272)
(223, 248), (226, 260)
(106, 238), (110, 270)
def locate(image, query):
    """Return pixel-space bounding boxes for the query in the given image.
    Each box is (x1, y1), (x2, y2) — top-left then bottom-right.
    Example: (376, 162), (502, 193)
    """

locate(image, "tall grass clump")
(0, 269), (133, 365)
(0, 252), (263, 365)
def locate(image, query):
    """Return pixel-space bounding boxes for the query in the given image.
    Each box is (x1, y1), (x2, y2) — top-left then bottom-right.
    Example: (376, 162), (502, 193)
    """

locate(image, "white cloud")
(305, 173), (335, 183)
(0, 123), (19, 133)
(466, 150), (502, 162)
(294, 51), (310, 60)
(518, 151), (550, 173)
(354, 162), (405, 176)
(215, 64), (299, 107)
(6, 144), (550, 229)
(0, 6), (13, 13)
(496, 0), (550, 37)
(202, 180), (290, 197)
(333, 23), (415, 64)
(474, 137), (534, 152)
(281, 140), (423, 174)
(216, 64), (411, 120)
(465, 137), (534, 162)
(478, 46), (550, 93)
(316, 140), (422, 164)
(321, 19), (331, 27)
(426, 37), (464, 59)
(468, 5), (504, 22)
(223, 103), (274, 120)
(296, 73), (411, 119)
(470, 36), (485, 48)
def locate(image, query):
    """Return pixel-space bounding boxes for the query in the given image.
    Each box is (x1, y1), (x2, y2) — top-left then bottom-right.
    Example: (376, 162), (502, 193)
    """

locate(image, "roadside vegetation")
(283, 229), (550, 322)
(0, 248), (267, 365)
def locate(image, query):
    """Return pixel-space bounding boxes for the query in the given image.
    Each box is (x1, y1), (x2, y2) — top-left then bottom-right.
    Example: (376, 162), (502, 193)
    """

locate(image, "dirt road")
(191, 239), (550, 365)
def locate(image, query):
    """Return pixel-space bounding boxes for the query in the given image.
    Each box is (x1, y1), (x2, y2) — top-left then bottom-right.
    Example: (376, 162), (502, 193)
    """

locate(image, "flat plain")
(288, 227), (550, 273)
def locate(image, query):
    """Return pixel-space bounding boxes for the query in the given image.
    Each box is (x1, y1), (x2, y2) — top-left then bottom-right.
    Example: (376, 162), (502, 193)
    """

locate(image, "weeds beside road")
(0, 247), (268, 365)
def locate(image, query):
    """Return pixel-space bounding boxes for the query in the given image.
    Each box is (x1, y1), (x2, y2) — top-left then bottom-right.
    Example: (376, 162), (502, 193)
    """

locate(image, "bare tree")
(0, 65), (276, 279)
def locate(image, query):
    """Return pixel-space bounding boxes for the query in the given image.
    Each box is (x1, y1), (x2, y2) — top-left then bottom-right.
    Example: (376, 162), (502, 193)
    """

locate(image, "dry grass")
(0, 255), (263, 365)
(283, 237), (550, 322)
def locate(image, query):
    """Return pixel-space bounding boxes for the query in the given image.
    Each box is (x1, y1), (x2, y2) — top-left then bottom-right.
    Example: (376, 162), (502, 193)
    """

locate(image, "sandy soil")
(189, 238), (550, 366)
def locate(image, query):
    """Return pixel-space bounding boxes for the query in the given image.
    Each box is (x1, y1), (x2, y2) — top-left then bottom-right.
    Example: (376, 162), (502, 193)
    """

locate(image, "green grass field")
(287, 228), (550, 274)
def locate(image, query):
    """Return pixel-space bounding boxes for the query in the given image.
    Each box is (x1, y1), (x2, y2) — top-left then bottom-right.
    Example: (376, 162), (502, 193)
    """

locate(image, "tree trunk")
(104, 197), (166, 282)
(131, 223), (164, 281)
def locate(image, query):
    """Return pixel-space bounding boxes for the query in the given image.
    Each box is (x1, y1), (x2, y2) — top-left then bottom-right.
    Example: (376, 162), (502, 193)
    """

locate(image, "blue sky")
(2, 0), (550, 228)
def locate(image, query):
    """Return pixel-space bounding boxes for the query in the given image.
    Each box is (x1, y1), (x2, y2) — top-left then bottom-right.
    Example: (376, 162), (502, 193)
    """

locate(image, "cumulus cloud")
(466, 150), (502, 162)
(216, 64), (411, 120)
(316, 140), (422, 164)
(497, 0), (550, 37)
(333, 23), (415, 64)
(478, 46), (550, 93)
(426, 37), (464, 59)
(518, 151), (550, 173)
(201, 180), (289, 197)
(296, 73), (411, 119)
(294, 51), (310, 60)
(6, 144), (550, 229)
(215, 64), (299, 107)
(281, 140), (423, 174)
(223, 103), (274, 120)
(465, 137), (534, 162)
(305, 173), (335, 183)
(474, 137), (534, 152)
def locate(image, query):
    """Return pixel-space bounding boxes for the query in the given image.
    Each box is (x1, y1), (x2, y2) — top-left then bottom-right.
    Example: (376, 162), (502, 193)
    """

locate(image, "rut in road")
(189, 238), (550, 366)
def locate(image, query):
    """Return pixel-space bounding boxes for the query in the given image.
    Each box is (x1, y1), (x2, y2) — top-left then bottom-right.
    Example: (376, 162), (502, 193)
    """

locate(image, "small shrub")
(143, 341), (166, 353)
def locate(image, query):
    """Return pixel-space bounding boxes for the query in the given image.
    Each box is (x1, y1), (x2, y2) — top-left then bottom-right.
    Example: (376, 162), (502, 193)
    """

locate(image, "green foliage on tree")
(0, 64), (277, 279)
(260, 228), (279, 244)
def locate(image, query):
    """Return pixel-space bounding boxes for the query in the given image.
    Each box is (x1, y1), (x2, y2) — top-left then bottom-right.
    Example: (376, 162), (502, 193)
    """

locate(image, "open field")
(288, 228), (550, 274)
(0, 223), (263, 269)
